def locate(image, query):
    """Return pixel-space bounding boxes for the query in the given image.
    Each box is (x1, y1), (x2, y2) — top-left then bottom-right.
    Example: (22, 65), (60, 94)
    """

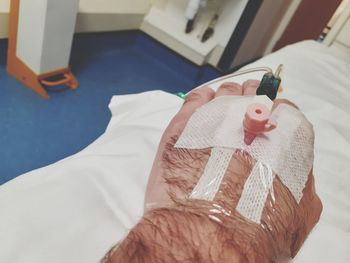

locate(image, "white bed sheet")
(1, 40), (350, 262)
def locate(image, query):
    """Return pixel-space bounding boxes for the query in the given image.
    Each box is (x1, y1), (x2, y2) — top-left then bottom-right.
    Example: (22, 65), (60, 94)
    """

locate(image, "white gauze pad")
(175, 96), (314, 223)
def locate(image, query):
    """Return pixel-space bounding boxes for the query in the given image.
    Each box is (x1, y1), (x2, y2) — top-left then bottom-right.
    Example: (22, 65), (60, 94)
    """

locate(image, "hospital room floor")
(0, 31), (219, 184)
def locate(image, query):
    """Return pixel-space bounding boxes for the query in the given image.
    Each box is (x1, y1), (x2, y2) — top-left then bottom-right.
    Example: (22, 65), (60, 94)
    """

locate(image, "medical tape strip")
(236, 161), (275, 223)
(190, 147), (234, 201)
(175, 96), (314, 222)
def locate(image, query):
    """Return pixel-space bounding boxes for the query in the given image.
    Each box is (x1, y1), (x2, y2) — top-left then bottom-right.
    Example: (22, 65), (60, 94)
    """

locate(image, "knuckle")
(244, 79), (260, 87)
(218, 82), (242, 93)
(186, 91), (203, 102)
(185, 87), (213, 104)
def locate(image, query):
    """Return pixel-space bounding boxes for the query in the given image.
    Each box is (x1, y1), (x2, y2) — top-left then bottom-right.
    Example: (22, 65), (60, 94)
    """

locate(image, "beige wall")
(328, 0), (350, 28)
(328, 0), (350, 48)
(0, 0), (10, 38)
(231, 0), (294, 68)
(0, 0), (151, 39)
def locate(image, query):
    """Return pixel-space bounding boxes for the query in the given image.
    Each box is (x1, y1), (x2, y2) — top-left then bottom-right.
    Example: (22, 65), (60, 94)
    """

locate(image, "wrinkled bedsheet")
(0, 40), (350, 262)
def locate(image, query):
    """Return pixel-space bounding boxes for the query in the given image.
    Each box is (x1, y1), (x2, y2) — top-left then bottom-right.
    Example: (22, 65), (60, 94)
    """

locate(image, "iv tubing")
(194, 66), (274, 91)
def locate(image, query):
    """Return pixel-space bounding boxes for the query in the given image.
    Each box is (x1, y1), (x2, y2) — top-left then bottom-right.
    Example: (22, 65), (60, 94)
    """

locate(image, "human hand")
(105, 80), (322, 262)
(144, 80), (322, 260)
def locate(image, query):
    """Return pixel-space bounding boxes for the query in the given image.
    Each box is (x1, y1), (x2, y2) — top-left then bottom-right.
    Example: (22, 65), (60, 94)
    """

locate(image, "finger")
(165, 87), (215, 138)
(242, 79), (260, 95)
(215, 82), (243, 97)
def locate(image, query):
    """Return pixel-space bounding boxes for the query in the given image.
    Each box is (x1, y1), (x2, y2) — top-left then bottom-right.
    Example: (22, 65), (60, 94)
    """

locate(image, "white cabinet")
(16, 0), (79, 74)
(141, 0), (248, 66)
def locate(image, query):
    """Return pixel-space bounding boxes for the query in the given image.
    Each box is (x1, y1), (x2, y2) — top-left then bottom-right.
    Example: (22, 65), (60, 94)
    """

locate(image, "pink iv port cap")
(243, 103), (276, 135)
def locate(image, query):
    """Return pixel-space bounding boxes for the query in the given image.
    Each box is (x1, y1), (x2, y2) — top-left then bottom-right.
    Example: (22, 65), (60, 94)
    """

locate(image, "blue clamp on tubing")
(256, 64), (283, 100)
(176, 92), (188, 100)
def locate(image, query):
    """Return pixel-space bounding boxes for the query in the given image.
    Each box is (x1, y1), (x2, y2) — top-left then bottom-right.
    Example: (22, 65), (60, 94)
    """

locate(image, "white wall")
(325, 0), (350, 46)
(0, 0), (150, 14)
(328, 0), (350, 28)
(0, 0), (10, 38)
(0, 0), (10, 12)
(337, 18), (350, 46)
(0, 0), (151, 38)
(214, 0), (248, 47)
(76, 0), (150, 32)
(78, 0), (150, 14)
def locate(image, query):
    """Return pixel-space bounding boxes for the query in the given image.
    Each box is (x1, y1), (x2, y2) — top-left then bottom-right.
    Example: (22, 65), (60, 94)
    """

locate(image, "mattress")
(0, 40), (349, 262)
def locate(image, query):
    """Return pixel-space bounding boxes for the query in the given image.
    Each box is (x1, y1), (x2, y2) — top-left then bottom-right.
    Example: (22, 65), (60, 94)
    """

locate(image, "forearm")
(110, 175), (321, 263)
(108, 155), (318, 262)
(106, 205), (248, 263)
(103, 83), (322, 262)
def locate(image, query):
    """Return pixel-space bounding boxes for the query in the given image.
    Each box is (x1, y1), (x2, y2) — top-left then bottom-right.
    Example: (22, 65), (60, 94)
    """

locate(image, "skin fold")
(104, 81), (322, 263)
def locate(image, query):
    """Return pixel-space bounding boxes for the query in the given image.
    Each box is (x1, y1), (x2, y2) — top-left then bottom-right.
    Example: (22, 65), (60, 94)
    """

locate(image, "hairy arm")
(105, 205), (247, 263)
(103, 82), (322, 262)
(105, 149), (321, 263)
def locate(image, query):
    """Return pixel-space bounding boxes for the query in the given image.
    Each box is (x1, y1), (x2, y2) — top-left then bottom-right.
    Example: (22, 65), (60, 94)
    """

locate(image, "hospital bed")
(1, 32), (350, 263)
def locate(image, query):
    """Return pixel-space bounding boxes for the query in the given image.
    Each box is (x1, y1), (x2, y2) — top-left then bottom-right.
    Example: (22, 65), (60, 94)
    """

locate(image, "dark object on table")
(186, 18), (196, 33)
(201, 14), (219, 42)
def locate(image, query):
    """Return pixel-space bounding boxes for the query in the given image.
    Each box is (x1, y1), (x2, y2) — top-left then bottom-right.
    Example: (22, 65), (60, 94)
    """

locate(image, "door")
(273, 0), (343, 51)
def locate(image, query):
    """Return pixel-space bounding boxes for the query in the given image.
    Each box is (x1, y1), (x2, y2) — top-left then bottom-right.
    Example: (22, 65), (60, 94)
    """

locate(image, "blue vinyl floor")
(0, 31), (219, 185)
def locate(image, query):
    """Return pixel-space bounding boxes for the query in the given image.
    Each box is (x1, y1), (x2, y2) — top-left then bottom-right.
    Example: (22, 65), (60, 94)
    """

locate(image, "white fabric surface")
(1, 40), (350, 262)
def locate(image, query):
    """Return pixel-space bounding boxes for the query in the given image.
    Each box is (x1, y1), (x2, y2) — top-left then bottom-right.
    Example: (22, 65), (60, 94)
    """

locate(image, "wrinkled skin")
(143, 80), (322, 262)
